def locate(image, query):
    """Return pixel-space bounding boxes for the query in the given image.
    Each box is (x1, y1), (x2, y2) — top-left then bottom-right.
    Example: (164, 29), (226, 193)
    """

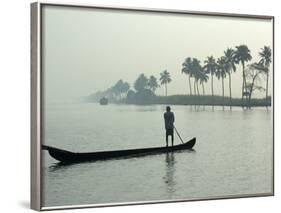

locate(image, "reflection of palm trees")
(164, 152), (176, 196)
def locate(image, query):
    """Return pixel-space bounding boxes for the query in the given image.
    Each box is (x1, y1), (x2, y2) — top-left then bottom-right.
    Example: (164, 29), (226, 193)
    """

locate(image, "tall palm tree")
(224, 48), (237, 107)
(216, 57), (227, 108)
(147, 75), (159, 93)
(259, 46), (272, 105)
(234, 45), (252, 106)
(160, 70), (172, 96)
(182, 57), (193, 96)
(204, 56), (217, 102)
(199, 70), (209, 96)
(191, 58), (202, 96)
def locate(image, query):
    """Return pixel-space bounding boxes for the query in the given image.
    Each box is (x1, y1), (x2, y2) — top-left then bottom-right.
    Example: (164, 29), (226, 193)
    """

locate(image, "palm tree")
(259, 46), (272, 106)
(191, 58), (202, 96)
(216, 57), (227, 108)
(182, 57), (193, 96)
(147, 75), (159, 93)
(134, 74), (148, 92)
(234, 45), (252, 106)
(246, 63), (267, 108)
(204, 56), (217, 102)
(224, 48), (237, 107)
(199, 70), (209, 96)
(160, 70), (172, 96)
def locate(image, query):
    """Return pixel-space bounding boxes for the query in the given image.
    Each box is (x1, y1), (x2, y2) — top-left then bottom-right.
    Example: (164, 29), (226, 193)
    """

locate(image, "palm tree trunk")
(196, 80), (200, 106)
(229, 73), (232, 109)
(196, 80), (200, 96)
(211, 74), (214, 109)
(202, 83), (205, 109)
(193, 79), (197, 108)
(202, 83), (205, 96)
(242, 62), (246, 107)
(266, 72), (269, 107)
(249, 84), (254, 109)
(211, 75), (214, 97)
(194, 79), (196, 96)
(165, 83), (167, 96)
(189, 76), (192, 96)
(248, 74), (259, 108)
(222, 77), (225, 110)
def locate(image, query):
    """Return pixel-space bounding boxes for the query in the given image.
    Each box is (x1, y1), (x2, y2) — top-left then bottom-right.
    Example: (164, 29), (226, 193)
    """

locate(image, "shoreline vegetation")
(86, 45), (272, 109)
(85, 94), (271, 107)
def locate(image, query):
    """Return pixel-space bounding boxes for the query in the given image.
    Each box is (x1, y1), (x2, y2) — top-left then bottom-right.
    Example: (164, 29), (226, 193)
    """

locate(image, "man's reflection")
(164, 152), (176, 196)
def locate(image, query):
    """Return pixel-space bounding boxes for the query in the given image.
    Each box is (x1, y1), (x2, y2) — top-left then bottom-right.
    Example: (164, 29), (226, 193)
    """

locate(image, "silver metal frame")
(31, 2), (41, 211)
(31, 1), (275, 211)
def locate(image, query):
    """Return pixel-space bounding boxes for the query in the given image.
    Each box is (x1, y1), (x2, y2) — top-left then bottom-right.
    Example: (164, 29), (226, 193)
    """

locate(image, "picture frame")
(31, 1), (274, 211)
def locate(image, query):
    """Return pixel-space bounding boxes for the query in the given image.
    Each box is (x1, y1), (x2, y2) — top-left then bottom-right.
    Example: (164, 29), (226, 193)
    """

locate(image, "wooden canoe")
(42, 137), (196, 164)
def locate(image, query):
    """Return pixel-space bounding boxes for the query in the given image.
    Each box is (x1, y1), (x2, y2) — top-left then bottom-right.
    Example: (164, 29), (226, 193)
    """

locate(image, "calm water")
(42, 103), (273, 207)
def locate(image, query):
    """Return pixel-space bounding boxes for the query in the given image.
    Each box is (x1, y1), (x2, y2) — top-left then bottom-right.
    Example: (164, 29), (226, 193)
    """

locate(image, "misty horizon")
(42, 5), (273, 102)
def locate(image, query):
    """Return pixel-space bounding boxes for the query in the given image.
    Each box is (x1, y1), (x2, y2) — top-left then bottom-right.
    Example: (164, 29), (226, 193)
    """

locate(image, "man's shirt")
(164, 112), (175, 130)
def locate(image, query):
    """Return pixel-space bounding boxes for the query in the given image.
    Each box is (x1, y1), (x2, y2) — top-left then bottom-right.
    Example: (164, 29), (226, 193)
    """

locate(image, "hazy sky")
(42, 5), (273, 102)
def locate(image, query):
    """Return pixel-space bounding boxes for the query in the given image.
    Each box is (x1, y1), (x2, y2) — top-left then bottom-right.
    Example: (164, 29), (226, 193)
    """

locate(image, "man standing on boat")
(164, 106), (175, 147)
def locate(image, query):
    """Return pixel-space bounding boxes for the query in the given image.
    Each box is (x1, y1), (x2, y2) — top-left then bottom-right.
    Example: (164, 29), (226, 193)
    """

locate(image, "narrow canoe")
(42, 137), (196, 164)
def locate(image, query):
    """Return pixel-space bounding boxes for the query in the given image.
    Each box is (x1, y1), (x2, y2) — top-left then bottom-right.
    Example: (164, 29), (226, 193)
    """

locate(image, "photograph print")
(36, 3), (273, 210)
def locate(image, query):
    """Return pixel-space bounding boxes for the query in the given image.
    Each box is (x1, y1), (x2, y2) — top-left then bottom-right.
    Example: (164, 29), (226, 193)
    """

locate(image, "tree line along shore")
(87, 45), (272, 108)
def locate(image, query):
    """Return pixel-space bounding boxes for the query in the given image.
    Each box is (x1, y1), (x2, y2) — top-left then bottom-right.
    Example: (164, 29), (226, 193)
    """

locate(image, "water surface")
(42, 103), (273, 207)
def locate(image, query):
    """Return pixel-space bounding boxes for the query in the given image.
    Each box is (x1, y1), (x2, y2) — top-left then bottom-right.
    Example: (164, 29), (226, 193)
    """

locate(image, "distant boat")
(99, 97), (108, 105)
(42, 138), (196, 164)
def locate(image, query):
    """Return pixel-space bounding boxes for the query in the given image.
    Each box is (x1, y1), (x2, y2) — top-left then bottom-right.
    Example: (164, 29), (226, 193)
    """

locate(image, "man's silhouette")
(164, 106), (175, 147)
